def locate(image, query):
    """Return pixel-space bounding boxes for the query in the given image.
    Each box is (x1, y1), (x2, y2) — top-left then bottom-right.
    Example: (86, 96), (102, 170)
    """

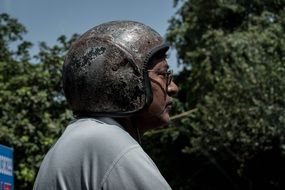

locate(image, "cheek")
(149, 92), (171, 125)
(149, 86), (166, 113)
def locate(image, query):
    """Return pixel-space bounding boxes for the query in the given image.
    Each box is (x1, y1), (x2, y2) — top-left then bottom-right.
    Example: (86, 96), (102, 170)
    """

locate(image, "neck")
(115, 117), (142, 144)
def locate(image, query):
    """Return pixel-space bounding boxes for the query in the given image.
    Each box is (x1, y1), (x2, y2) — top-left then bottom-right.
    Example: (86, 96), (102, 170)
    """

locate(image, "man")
(33, 20), (178, 190)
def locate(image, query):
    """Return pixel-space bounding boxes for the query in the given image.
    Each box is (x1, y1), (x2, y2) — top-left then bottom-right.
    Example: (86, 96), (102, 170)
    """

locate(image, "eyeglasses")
(148, 69), (173, 87)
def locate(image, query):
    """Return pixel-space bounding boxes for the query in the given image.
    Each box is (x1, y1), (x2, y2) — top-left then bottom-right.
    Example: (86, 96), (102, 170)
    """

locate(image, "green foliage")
(1, 1), (285, 188)
(0, 13), (28, 61)
(145, 0), (285, 189)
(0, 14), (78, 189)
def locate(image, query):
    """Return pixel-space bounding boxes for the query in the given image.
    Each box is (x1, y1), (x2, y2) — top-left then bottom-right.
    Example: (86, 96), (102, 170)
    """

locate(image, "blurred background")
(1, 0), (285, 189)
(0, 0), (182, 73)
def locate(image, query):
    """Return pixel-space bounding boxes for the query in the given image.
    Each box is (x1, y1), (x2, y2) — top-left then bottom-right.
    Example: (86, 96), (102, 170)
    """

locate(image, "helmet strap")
(136, 127), (142, 145)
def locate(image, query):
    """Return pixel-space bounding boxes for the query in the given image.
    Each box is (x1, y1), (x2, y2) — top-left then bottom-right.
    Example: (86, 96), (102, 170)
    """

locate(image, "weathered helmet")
(63, 20), (169, 117)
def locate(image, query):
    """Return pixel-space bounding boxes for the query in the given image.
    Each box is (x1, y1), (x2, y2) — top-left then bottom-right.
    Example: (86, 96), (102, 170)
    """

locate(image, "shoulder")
(101, 145), (172, 189)
(34, 118), (145, 190)
(61, 118), (137, 147)
(52, 118), (139, 160)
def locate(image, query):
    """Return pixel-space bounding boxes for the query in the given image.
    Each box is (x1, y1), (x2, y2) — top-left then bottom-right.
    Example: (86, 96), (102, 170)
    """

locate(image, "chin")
(158, 113), (171, 127)
(138, 108), (171, 131)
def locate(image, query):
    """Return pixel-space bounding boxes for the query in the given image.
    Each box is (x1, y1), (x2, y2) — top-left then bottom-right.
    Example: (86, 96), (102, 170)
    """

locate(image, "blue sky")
(0, 0), (182, 72)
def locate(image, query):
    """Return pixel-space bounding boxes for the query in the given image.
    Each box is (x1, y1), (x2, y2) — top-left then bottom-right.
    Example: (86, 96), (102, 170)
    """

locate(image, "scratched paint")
(63, 21), (169, 116)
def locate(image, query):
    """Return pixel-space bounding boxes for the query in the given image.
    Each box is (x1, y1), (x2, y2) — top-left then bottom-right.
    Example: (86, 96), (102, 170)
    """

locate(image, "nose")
(167, 81), (179, 96)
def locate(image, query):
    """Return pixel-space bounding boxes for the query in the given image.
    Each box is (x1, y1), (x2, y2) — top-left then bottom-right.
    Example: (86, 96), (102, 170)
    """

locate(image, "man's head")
(136, 52), (178, 130)
(63, 20), (178, 125)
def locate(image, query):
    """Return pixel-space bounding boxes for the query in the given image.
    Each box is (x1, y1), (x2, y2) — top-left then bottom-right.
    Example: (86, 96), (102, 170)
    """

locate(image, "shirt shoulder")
(34, 118), (140, 190)
(61, 118), (138, 148)
(101, 145), (172, 190)
(52, 118), (140, 172)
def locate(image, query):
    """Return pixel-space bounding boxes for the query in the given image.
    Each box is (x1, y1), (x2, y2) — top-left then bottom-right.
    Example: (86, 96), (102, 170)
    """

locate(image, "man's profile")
(33, 20), (178, 190)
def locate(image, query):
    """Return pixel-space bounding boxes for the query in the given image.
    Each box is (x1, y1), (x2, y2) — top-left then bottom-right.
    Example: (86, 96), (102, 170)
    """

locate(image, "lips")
(165, 101), (173, 111)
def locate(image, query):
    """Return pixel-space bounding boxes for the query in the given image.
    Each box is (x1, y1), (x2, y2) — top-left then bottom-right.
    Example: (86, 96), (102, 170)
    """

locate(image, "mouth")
(165, 101), (173, 111)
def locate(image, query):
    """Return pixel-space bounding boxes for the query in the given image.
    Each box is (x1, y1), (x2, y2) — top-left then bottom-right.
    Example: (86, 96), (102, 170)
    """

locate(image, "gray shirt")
(33, 117), (172, 190)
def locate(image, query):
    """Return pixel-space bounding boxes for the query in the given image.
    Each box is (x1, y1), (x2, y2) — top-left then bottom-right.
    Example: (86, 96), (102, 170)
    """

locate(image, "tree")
(149, 0), (285, 189)
(0, 13), (78, 189)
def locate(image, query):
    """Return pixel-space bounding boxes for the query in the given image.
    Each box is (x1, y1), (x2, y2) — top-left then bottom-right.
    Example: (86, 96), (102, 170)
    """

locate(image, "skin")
(138, 57), (179, 132)
(117, 56), (179, 140)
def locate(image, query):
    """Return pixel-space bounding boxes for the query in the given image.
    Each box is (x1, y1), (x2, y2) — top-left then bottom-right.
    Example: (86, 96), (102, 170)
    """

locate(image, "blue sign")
(0, 144), (13, 190)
